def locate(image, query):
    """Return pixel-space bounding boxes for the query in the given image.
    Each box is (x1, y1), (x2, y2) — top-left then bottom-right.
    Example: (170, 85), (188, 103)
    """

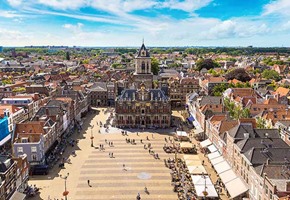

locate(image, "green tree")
(66, 51), (70, 60)
(256, 117), (268, 129)
(224, 98), (250, 119)
(225, 68), (251, 82)
(262, 69), (281, 81)
(212, 83), (229, 96)
(151, 57), (159, 75)
(196, 58), (220, 71)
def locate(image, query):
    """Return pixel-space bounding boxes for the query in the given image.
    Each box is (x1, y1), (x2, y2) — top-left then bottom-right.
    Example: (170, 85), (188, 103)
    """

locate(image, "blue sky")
(0, 0), (290, 47)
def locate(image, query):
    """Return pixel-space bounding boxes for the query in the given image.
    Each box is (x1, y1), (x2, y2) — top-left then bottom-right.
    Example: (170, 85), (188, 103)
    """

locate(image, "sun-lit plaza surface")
(29, 108), (178, 200)
(28, 108), (229, 200)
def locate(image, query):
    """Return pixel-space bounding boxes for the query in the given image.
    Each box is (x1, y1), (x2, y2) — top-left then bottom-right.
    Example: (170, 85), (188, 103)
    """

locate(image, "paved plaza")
(29, 108), (229, 200)
(29, 108), (177, 200)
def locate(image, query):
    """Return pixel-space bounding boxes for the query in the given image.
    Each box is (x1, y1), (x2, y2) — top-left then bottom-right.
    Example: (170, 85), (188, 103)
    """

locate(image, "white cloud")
(263, 0), (290, 16)
(7, 0), (23, 7)
(63, 22), (83, 33)
(162, 0), (212, 12)
(0, 28), (31, 41)
(0, 10), (23, 18)
(202, 19), (270, 40)
(37, 0), (88, 10)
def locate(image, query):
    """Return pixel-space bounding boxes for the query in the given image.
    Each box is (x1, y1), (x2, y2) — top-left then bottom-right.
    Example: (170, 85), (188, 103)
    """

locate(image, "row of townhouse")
(11, 88), (89, 164)
(187, 88), (290, 199)
(0, 155), (29, 200)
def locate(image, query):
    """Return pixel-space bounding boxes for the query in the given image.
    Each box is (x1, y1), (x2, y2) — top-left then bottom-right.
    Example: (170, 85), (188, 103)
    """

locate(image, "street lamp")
(201, 172), (208, 199)
(90, 125), (94, 147)
(60, 173), (69, 200)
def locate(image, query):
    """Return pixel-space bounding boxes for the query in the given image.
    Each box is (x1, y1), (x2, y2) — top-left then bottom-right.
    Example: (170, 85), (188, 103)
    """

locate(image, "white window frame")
(17, 147), (23, 153)
(31, 146), (37, 153)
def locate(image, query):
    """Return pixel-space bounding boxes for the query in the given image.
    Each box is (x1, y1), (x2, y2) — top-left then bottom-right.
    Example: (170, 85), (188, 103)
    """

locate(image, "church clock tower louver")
(133, 42), (153, 89)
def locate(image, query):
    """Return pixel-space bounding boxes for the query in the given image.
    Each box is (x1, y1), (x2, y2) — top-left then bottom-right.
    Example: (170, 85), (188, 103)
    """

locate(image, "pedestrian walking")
(105, 139), (107, 143)
(109, 152), (111, 157)
(87, 180), (90, 186)
(111, 152), (114, 157)
(202, 160), (205, 165)
(137, 132), (139, 136)
(149, 149), (151, 154)
(140, 139), (143, 143)
(111, 142), (114, 146)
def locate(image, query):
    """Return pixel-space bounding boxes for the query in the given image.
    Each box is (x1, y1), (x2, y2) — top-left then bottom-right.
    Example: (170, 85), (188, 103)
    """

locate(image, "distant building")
(0, 46), (3, 53)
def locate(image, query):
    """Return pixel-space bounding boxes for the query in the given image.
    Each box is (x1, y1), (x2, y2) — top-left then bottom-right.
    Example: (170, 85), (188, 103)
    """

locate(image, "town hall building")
(115, 43), (172, 128)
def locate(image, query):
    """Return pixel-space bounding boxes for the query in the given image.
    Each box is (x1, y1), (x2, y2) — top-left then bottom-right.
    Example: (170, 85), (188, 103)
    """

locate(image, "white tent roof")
(185, 159), (201, 167)
(214, 161), (231, 174)
(208, 151), (221, 160)
(191, 175), (218, 197)
(183, 154), (200, 161)
(225, 177), (248, 198)
(207, 144), (217, 153)
(210, 156), (225, 166)
(188, 165), (207, 174)
(176, 131), (188, 137)
(200, 139), (212, 148)
(194, 128), (204, 135)
(180, 142), (193, 149)
(219, 169), (237, 183)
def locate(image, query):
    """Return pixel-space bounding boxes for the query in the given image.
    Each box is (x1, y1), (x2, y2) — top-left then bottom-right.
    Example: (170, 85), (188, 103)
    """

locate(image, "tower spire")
(142, 37), (144, 45)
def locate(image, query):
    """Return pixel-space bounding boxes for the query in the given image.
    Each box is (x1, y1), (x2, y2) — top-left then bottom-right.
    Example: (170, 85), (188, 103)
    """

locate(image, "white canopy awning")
(208, 151), (221, 160)
(225, 177), (248, 198)
(183, 154), (200, 161)
(219, 169), (237, 183)
(194, 128), (204, 135)
(176, 131), (188, 137)
(200, 139), (212, 148)
(191, 175), (218, 197)
(188, 165), (207, 174)
(180, 142), (193, 149)
(214, 160), (231, 174)
(207, 144), (217, 153)
(210, 156), (225, 166)
(0, 134), (11, 146)
(9, 191), (26, 200)
(185, 159), (201, 167)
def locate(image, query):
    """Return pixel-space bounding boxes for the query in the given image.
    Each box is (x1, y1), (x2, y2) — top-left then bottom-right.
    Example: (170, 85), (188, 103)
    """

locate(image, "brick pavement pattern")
(74, 137), (177, 200)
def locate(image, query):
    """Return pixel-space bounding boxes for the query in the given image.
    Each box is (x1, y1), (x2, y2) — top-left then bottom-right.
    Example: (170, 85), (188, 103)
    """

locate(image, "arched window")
(141, 61), (145, 73)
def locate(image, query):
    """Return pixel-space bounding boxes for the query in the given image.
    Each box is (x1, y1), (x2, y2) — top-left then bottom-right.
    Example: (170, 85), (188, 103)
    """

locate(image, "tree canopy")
(196, 58), (220, 71)
(261, 69), (281, 81)
(225, 68), (251, 82)
(151, 57), (159, 75)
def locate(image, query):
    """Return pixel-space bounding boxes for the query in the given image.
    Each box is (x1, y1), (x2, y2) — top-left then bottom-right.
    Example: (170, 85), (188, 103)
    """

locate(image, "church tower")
(133, 41), (153, 89)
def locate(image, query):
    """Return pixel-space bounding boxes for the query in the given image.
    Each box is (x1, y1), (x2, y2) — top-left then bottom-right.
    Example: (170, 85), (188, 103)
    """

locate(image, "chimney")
(35, 115), (40, 121)
(133, 92), (135, 101)
(266, 158), (270, 165)
(151, 92), (153, 101)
